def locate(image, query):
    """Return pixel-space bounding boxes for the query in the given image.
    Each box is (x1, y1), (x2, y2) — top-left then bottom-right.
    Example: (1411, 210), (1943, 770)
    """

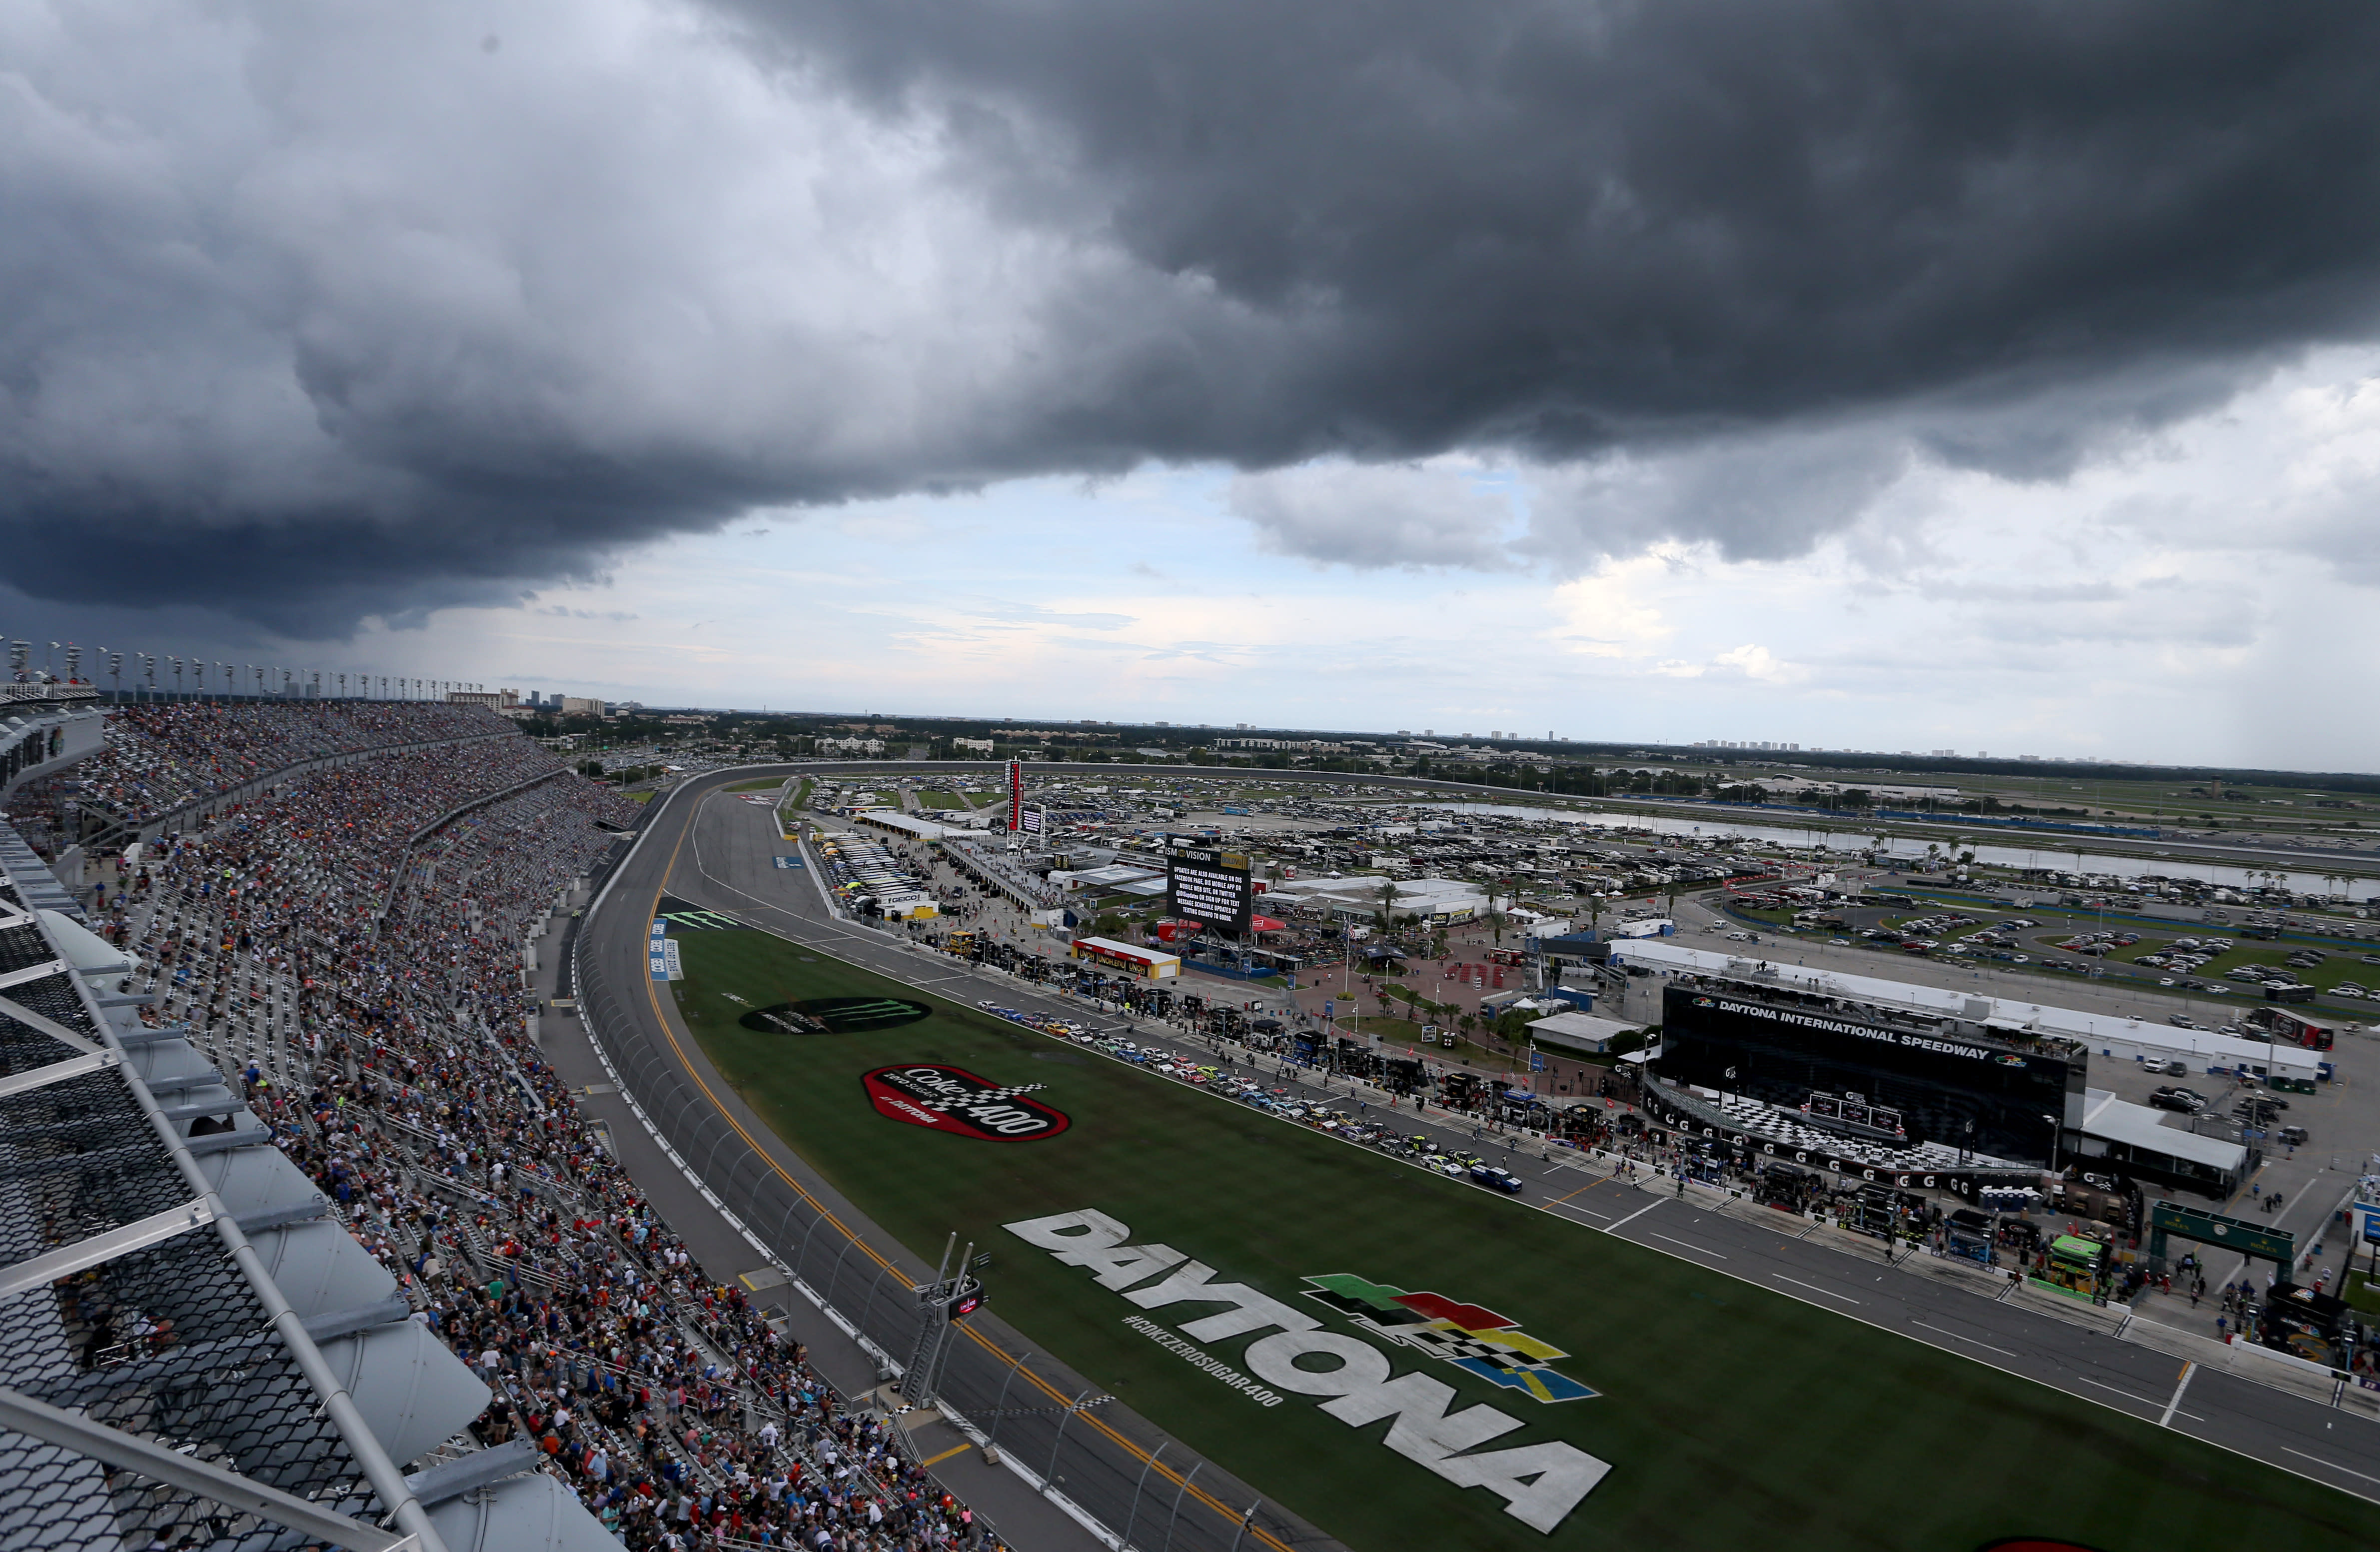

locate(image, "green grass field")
(916, 790), (969, 810)
(724, 777), (783, 792)
(667, 928), (2380, 1552)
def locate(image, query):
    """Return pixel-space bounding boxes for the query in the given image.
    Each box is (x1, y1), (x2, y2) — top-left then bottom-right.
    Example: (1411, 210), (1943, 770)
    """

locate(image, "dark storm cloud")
(7, 1), (2380, 630)
(729, 0), (2380, 559)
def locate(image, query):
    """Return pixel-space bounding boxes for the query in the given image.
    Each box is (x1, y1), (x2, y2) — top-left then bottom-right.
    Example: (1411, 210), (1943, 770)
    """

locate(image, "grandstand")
(0, 698), (1007, 1552)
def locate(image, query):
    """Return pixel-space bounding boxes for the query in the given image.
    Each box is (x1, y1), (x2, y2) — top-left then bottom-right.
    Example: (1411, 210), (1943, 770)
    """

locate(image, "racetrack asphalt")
(569, 766), (2380, 1545)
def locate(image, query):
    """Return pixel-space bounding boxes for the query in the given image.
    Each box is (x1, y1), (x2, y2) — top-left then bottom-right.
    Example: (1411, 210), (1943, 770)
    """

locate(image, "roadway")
(591, 766), (2380, 1538)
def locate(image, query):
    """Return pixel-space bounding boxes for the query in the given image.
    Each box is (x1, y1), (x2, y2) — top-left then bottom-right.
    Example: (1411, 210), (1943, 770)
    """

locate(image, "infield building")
(1648, 980), (2252, 1200)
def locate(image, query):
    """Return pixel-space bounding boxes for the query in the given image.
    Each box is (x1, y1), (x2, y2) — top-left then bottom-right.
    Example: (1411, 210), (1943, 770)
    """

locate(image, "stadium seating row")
(10, 704), (1004, 1552)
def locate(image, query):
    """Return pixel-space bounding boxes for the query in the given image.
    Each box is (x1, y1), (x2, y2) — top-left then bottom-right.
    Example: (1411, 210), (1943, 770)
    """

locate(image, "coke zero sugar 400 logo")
(861, 1065), (1071, 1141)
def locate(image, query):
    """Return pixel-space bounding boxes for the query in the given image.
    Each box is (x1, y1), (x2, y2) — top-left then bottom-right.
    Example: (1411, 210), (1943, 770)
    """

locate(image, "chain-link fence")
(577, 941), (1314, 1552)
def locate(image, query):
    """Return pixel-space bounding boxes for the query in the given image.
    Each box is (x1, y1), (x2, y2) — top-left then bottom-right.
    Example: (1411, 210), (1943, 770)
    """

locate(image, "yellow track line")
(1550, 1175), (1612, 1206)
(635, 796), (1288, 1552)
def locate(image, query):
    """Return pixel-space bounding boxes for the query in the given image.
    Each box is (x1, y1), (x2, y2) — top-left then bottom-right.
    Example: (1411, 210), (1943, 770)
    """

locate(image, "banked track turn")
(576, 765), (1323, 1552)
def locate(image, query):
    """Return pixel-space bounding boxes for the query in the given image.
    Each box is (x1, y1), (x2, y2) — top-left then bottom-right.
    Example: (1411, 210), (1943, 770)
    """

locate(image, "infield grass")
(668, 927), (2380, 1552)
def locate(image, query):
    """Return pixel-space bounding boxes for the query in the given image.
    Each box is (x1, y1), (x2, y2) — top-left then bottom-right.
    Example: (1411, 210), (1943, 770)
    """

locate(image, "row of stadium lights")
(9, 639), (485, 703)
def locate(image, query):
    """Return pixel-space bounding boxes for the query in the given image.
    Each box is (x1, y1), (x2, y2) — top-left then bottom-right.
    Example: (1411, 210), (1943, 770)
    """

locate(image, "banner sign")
(649, 919), (670, 981)
(2148, 1201), (2295, 1265)
(1007, 1209), (1609, 1534)
(862, 1065), (1071, 1140)
(773, 855), (806, 870)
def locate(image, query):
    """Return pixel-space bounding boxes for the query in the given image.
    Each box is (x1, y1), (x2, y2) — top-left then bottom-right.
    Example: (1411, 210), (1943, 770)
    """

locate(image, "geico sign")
(1005, 1209), (1610, 1535)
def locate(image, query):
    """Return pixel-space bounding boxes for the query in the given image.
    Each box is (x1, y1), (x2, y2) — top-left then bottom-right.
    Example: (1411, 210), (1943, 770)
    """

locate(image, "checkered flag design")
(912, 1081), (1048, 1113)
(1367, 1320), (1529, 1372)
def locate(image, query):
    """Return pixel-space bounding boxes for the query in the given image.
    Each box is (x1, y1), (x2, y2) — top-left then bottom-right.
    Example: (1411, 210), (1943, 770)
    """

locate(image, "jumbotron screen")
(1659, 986), (2083, 1168)
(1166, 847), (1253, 933)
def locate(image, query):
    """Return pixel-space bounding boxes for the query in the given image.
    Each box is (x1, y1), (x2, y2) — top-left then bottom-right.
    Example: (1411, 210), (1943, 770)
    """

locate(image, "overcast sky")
(7, 1), (2380, 765)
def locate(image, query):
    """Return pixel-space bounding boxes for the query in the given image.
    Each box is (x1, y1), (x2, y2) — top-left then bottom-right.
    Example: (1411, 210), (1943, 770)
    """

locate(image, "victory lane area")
(663, 925), (2380, 1552)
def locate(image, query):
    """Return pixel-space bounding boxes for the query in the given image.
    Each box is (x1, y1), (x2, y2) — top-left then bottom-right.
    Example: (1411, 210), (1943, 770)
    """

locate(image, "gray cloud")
(1521, 427), (1914, 566)
(1229, 463), (1517, 569)
(7, 1), (2380, 632)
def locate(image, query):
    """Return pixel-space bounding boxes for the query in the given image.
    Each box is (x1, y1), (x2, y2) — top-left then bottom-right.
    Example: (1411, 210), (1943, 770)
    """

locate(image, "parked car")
(2277, 1125), (2310, 1147)
(2149, 1087), (2206, 1113)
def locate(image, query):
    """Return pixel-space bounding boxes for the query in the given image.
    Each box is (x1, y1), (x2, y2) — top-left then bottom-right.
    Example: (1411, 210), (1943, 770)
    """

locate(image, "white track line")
(1908, 1321), (2018, 1358)
(1772, 1273), (1859, 1305)
(2075, 1376), (2161, 1410)
(2280, 1448), (2380, 1487)
(2159, 1361), (2196, 1428)
(1605, 1199), (1665, 1233)
(1650, 1232), (1726, 1259)
(1544, 1200), (1612, 1222)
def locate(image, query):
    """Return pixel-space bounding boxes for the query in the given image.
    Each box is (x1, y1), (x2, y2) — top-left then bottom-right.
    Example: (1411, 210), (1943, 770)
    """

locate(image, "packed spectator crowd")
(20, 699), (509, 835)
(7, 703), (1009, 1551)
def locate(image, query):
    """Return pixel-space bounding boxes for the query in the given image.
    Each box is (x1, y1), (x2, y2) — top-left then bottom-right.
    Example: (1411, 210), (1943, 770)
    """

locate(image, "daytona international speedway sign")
(1006, 1209), (1610, 1534)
